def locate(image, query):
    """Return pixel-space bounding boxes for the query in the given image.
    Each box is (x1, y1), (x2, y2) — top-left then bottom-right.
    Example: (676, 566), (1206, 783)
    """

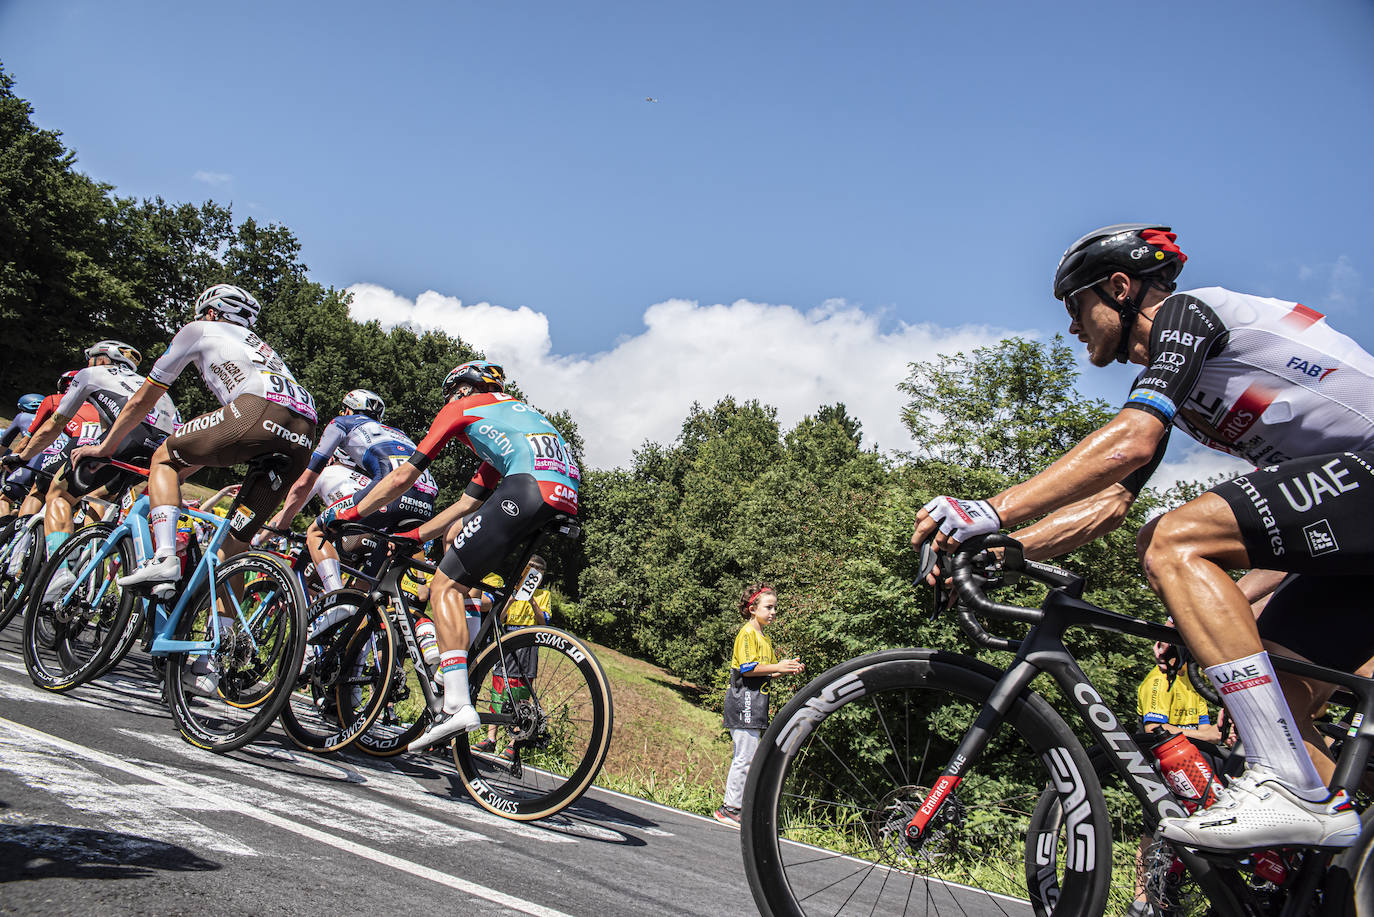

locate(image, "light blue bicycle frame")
(57, 494), (279, 657)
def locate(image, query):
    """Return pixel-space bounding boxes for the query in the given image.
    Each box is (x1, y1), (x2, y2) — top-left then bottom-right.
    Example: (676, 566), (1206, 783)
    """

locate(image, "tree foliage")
(0, 62), (579, 510)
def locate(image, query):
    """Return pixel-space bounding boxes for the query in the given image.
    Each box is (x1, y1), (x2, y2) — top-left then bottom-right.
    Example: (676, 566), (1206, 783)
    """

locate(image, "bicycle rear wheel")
(164, 551), (306, 753)
(280, 589), (394, 754)
(453, 626), (613, 821)
(0, 517), (44, 633)
(742, 647), (1111, 917)
(22, 524), (135, 691)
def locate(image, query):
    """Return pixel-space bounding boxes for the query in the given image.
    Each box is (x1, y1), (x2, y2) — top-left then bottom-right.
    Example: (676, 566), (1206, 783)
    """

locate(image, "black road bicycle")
(741, 535), (1374, 916)
(317, 517), (614, 821)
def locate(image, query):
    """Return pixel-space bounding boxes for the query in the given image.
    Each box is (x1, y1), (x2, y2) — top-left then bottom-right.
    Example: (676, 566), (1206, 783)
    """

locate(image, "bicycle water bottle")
(415, 616), (441, 665)
(1151, 733), (1222, 811)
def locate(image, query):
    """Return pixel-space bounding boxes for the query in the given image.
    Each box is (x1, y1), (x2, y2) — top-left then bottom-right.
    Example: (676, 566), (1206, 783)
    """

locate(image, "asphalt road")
(0, 629), (755, 917)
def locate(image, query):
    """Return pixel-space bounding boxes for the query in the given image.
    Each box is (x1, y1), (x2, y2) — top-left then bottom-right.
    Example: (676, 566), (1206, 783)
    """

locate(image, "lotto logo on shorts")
(1303, 519), (1339, 556)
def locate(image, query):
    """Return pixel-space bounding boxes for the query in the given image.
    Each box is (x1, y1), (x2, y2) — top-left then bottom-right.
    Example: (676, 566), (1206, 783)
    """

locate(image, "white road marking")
(0, 716), (577, 917)
(126, 729), (488, 848)
(0, 730), (256, 856)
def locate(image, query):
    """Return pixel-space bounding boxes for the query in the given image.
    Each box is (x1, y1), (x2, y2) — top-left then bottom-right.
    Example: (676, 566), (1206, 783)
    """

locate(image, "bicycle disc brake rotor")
(875, 785), (965, 866)
(507, 699), (544, 744)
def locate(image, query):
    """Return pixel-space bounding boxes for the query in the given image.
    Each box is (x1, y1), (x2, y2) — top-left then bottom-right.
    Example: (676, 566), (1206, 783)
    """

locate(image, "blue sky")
(3, 1), (1373, 475)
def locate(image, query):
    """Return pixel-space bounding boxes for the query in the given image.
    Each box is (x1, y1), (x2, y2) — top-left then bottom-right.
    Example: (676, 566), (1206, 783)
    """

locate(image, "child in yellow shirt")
(715, 583), (804, 827)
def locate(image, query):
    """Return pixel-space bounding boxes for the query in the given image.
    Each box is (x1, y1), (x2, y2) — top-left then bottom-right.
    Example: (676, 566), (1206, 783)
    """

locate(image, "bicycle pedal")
(151, 583), (176, 600)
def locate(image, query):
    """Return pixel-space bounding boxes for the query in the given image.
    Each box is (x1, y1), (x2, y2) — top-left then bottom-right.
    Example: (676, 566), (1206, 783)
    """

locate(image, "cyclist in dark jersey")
(268, 388), (438, 592)
(913, 224), (1371, 850)
(317, 360), (579, 751)
(0, 372), (95, 519)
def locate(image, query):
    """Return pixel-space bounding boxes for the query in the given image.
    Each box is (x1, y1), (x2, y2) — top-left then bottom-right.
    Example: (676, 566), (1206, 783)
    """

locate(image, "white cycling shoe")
(117, 554), (182, 594)
(42, 567), (77, 605)
(182, 655), (221, 698)
(407, 704), (481, 752)
(1158, 768), (1361, 850)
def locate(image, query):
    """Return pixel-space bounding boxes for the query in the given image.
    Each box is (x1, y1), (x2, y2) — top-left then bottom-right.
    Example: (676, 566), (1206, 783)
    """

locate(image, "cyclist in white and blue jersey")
(269, 388), (438, 592)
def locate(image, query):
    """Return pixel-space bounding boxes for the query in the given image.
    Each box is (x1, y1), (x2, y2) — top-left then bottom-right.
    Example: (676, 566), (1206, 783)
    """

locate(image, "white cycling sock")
(439, 649), (469, 714)
(150, 505), (178, 558)
(317, 556), (343, 592)
(1204, 651), (1325, 794)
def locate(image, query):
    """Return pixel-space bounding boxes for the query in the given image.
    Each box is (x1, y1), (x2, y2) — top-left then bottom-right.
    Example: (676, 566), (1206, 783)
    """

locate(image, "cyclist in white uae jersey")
(74, 285), (318, 602)
(913, 224), (1372, 851)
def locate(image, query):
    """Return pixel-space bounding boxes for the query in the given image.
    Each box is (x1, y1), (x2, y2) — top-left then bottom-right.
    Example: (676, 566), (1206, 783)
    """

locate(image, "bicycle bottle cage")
(544, 513), (580, 540)
(244, 452), (295, 493)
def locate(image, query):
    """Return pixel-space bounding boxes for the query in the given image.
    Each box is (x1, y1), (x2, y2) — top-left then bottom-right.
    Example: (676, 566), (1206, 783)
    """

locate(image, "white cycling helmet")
(342, 388), (386, 421)
(194, 283), (261, 327)
(84, 339), (141, 370)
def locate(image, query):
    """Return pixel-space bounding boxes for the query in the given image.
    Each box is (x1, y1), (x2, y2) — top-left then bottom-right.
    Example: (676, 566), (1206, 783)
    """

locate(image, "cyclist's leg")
(1256, 573), (1374, 785)
(409, 476), (556, 750)
(1143, 453), (1374, 848)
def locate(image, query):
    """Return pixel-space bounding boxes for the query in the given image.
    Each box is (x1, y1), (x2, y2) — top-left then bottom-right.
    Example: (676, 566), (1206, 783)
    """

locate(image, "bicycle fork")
(904, 658), (1042, 844)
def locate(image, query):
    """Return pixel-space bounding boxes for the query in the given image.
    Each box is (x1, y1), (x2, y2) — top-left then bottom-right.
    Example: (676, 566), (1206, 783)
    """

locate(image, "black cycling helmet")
(1053, 223), (1188, 363)
(441, 360), (506, 400)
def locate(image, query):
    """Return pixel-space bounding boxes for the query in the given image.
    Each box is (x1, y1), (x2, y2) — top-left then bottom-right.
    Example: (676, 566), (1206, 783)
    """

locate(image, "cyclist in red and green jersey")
(318, 360), (578, 751)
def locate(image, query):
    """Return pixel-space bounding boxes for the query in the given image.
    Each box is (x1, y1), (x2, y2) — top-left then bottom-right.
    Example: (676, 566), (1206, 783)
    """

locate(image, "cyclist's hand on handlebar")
(315, 501), (360, 534)
(912, 496), (1001, 560)
(0, 453), (23, 469)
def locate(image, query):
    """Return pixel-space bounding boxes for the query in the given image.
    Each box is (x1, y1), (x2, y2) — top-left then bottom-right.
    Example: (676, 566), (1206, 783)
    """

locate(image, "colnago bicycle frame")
(904, 556), (1374, 916)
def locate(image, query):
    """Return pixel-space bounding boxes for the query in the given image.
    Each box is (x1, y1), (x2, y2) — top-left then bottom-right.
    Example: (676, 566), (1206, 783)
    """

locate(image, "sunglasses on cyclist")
(1063, 281), (1103, 323)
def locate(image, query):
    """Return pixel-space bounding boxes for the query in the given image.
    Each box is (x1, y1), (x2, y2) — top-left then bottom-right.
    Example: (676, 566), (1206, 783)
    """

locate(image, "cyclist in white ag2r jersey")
(74, 284), (318, 593)
(913, 224), (1374, 852)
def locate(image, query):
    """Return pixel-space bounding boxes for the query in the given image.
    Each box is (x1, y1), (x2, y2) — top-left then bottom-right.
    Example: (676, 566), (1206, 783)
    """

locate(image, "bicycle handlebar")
(327, 521), (437, 576)
(928, 534), (1088, 651)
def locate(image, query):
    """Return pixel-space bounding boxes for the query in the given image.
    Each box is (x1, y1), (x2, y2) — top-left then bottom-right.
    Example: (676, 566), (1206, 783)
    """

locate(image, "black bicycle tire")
(742, 647), (1112, 917)
(0, 516), (24, 631)
(0, 517), (45, 633)
(279, 588), (394, 754)
(452, 626), (613, 821)
(21, 523), (134, 692)
(164, 551), (307, 754)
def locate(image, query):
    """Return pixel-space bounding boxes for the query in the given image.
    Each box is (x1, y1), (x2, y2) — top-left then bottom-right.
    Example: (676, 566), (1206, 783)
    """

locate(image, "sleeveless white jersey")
(149, 320), (317, 422)
(58, 364), (180, 434)
(1126, 287), (1374, 466)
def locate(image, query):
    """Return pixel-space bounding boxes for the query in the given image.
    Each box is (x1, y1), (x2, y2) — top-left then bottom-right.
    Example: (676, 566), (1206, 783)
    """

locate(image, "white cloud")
(193, 170), (232, 186)
(1298, 255), (1365, 312)
(345, 284), (1027, 470)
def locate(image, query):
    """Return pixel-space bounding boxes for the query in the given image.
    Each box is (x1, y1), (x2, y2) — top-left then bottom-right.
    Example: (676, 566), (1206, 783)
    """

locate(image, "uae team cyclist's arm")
(1009, 484), (1137, 562)
(72, 380), (165, 464)
(986, 407), (1167, 530)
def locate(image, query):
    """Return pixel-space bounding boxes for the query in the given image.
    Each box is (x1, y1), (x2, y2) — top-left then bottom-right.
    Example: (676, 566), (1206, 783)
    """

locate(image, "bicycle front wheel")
(164, 551), (306, 753)
(22, 524), (135, 691)
(280, 589), (394, 754)
(454, 626), (613, 821)
(742, 648), (1111, 917)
